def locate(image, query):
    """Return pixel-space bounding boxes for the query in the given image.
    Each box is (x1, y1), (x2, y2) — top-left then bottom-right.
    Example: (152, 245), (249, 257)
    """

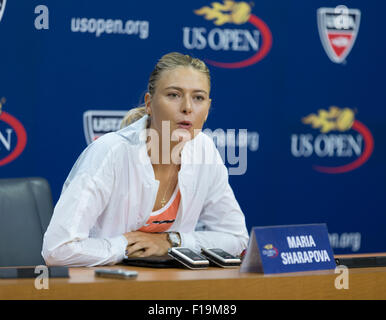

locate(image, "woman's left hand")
(123, 231), (171, 257)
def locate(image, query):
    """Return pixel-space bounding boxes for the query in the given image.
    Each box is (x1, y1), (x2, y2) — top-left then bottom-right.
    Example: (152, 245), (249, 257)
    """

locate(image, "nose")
(180, 95), (192, 114)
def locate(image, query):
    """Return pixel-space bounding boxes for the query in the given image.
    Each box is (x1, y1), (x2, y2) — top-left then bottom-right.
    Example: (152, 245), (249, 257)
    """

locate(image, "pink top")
(138, 186), (181, 233)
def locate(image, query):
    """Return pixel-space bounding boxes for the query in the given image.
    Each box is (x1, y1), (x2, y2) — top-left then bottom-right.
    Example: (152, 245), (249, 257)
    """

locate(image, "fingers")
(126, 241), (149, 257)
(127, 249), (145, 258)
(128, 247), (157, 258)
(123, 231), (169, 257)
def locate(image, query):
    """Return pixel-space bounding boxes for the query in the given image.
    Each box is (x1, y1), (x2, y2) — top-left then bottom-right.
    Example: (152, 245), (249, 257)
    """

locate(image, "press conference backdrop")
(1, 1), (385, 254)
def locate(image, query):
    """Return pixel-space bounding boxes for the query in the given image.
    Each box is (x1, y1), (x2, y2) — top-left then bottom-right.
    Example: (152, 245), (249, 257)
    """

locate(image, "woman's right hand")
(123, 231), (171, 257)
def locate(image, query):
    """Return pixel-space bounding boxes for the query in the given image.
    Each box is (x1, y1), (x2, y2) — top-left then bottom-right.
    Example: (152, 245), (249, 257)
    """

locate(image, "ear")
(144, 92), (152, 116)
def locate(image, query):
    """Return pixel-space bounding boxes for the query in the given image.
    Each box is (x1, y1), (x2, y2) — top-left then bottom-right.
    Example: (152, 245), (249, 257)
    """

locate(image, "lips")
(177, 120), (192, 129)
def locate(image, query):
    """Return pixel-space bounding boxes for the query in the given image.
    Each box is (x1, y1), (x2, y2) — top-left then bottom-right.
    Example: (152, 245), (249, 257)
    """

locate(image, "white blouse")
(42, 115), (249, 267)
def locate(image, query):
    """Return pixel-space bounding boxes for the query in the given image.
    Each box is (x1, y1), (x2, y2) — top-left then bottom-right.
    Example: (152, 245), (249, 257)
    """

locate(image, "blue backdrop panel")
(0, 0), (385, 254)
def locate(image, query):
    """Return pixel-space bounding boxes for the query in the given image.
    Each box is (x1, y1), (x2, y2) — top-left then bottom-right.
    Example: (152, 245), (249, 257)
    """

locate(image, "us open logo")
(317, 6), (361, 64)
(262, 244), (278, 258)
(0, 0), (6, 23)
(183, 0), (272, 68)
(83, 110), (127, 145)
(0, 98), (27, 166)
(291, 106), (374, 174)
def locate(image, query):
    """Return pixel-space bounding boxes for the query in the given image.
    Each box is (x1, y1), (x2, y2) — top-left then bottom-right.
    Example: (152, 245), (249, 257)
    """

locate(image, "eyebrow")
(164, 86), (208, 95)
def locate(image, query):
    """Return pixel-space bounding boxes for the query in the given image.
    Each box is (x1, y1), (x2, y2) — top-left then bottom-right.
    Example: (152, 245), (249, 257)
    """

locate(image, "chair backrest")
(0, 177), (53, 266)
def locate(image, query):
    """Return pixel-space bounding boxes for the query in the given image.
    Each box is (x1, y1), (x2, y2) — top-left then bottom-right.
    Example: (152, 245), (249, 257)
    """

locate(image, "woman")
(42, 52), (249, 267)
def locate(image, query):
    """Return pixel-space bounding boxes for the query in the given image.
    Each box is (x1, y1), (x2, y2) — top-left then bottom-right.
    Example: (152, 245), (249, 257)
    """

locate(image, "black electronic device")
(94, 269), (138, 279)
(122, 255), (180, 268)
(335, 256), (386, 268)
(168, 247), (209, 269)
(201, 248), (241, 268)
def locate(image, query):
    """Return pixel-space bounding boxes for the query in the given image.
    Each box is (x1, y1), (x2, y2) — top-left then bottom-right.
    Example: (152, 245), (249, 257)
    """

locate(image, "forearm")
(42, 235), (128, 267)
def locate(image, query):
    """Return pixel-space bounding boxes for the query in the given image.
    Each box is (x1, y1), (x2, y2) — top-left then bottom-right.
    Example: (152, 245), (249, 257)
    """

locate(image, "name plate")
(240, 224), (336, 274)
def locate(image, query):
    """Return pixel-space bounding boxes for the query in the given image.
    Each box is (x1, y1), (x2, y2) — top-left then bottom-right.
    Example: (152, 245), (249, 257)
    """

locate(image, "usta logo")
(83, 110), (127, 145)
(317, 5), (361, 64)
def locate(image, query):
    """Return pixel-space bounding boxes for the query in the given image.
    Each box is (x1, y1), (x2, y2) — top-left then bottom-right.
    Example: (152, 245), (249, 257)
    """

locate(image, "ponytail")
(120, 106), (147, 129)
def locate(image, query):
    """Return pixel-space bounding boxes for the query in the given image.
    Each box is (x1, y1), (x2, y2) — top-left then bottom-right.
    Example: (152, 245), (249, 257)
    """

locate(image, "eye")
(194, 95), (205, 101)
(167, 92), (180, 98)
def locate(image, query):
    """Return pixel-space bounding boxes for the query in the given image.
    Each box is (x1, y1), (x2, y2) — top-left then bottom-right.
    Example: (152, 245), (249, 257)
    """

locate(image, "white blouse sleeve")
(42, 143), (128, 267)
(179, 149), (249, 256)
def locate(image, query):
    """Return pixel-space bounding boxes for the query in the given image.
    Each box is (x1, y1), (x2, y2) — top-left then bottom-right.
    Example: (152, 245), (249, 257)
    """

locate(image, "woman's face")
(145, 66), (211, 141)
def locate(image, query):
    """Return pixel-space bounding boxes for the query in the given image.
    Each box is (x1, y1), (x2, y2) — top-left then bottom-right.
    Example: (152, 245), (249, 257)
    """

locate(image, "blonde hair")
(120, 107), (147, 129)
(120, 52), (210, 129)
